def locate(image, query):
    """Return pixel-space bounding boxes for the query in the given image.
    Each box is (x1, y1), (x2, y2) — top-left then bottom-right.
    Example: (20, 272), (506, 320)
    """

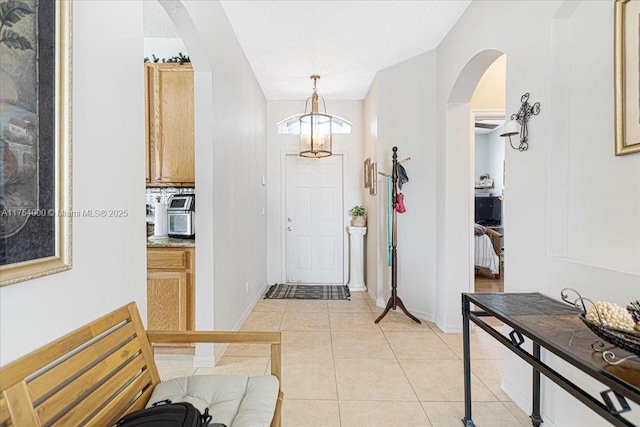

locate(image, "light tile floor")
(155, 291), (530, 426)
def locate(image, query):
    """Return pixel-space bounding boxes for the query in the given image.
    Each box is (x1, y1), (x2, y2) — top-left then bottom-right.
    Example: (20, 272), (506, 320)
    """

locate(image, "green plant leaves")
(0, 0), (34, 28)
(349, 206), (366, 216)
(0, 0), (34, 50)
(1, 28), (31, 50)
(144, 53), (191, 64)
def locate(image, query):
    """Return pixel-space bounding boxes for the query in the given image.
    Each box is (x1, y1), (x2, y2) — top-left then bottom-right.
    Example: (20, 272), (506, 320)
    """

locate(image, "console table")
(462, 292), (640, 426)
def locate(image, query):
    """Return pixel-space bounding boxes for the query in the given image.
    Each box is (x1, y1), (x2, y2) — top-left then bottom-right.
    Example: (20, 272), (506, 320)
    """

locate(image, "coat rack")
(374, 147), (421, 324)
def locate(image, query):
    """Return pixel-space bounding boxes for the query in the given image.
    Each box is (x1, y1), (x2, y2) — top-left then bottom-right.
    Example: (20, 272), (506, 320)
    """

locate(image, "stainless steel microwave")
(167, 194), (195, 238)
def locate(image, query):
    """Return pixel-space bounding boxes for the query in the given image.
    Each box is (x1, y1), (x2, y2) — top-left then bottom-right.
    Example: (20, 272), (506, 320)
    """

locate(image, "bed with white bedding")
(474, 225), (502, 277)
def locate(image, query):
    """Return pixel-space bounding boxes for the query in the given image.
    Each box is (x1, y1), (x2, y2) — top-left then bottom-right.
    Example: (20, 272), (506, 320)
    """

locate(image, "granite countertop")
(146, 224), (195, 247)
(147, 237), (195, 248)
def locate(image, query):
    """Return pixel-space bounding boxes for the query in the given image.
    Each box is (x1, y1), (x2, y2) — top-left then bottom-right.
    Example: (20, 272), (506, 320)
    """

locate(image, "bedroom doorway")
(470, 55), (506, 293)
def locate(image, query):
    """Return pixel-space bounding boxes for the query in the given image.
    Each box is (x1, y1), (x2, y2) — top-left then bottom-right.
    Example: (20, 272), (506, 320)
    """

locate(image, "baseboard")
(502, 378), (558, 427)
(441, 324), (463, 333)
(367, 289), (376, 304)
(213, 344), (228, 363)
(501, 377), (530, 411)
(202, 283), (269, 368)
(372, 298), (436, 324)
(433, 315), (463, 334)
(232, 282), (269, 330)
(405, 306), (435, 324)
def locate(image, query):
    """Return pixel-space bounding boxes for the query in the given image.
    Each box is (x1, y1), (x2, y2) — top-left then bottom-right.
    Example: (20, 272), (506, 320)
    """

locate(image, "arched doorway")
(470, 55), (507, 292)
(436, 49), (506, 332)
(152, 0), (216, 366)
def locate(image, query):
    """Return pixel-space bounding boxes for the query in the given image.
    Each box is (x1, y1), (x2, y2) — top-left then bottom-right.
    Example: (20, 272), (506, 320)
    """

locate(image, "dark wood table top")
(464, 292), (640, 403)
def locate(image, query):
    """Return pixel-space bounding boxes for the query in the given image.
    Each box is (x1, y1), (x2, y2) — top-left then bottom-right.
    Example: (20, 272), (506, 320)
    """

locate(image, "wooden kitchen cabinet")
(144, 63), (195, 186)
(147, 247), (195, 337)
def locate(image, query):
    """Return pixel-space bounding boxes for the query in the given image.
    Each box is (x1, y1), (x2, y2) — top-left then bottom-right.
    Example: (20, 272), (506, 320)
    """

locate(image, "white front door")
(285, 154), (343, 284)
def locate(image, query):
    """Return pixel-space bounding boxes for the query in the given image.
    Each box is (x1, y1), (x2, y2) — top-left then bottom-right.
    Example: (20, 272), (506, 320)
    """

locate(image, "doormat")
(264, 284), (350, 300)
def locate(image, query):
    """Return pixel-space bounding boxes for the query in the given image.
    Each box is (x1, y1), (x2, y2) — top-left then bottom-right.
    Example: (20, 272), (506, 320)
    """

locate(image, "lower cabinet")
(147, 247), (194, 342)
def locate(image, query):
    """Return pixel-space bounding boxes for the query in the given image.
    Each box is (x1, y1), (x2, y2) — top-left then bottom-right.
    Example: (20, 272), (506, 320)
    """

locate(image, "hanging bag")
(396, 193), (406, 213)
(115, 399), (219, 427)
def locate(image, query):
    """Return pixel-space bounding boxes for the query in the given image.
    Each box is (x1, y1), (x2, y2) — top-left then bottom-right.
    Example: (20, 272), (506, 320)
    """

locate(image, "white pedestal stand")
(347, 226), (367, 292)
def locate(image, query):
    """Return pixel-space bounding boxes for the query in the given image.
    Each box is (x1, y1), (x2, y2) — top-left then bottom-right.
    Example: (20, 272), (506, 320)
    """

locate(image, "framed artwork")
(0, 0), (72, 286)
(369, 162), (377, 195)
(615, 0), (640, 155)
(363, 158), (371, 188)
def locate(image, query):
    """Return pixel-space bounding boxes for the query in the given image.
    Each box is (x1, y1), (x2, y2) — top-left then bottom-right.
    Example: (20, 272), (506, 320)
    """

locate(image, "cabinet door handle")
(287, 226), (293, 231)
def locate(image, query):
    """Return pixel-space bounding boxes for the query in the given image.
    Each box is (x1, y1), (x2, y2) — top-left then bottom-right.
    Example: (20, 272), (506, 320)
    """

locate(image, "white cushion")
(146, 374), (279, 427)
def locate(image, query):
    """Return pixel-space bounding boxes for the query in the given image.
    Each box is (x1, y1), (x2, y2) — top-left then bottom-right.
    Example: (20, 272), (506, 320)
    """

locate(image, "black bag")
(115, 399), (219, 427)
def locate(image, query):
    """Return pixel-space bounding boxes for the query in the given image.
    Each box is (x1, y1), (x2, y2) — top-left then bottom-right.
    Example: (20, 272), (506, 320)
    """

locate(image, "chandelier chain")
(310, 74), (320, 94)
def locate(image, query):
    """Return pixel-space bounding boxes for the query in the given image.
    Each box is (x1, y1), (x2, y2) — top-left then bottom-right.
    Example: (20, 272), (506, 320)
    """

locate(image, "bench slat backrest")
(0, 303), (160, 427)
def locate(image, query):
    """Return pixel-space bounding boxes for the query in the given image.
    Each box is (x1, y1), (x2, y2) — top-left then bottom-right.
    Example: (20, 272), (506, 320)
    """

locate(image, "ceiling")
(145, 1), (471, 100)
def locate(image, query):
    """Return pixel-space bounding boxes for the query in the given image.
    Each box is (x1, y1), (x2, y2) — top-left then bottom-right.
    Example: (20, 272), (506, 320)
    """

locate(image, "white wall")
(474, 130), (505, 198)
(437, 1), (639, 425)
(470, 54), (506, 111)
(144, 38), (187, 61)
(266, 100), (363, 285)
(143, 1), (188, 62)
(363, 0), (639, 424)
(0, 1), (146, 365)
(364, 51), (438, 318)
(363, 79), (380, 303)
(167, 1), (268, 345)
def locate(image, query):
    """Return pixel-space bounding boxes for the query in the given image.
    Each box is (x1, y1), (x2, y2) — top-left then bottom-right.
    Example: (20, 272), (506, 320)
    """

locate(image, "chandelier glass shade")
(299, 75), (333, 158)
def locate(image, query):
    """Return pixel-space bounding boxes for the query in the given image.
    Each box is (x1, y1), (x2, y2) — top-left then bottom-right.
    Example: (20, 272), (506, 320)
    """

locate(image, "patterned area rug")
(264, 284), (350, 300)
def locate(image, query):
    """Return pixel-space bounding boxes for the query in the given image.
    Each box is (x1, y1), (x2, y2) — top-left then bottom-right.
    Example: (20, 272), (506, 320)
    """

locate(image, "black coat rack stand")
(374, 147), (421, 324)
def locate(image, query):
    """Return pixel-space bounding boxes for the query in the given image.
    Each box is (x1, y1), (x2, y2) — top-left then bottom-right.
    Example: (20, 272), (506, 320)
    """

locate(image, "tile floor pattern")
(155, 292), (531, 426)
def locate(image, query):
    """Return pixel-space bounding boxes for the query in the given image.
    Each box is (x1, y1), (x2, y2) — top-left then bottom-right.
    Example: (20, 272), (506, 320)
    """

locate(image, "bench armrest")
(146, 331), (282, 383)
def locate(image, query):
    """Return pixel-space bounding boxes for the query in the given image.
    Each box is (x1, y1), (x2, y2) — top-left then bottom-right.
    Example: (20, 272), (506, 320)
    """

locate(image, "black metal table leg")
(531, 343), (543, 426)
(462, 296), (476, 427)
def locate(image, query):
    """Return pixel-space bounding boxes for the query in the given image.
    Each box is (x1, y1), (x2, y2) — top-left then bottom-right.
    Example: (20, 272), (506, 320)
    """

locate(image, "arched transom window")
(277, 114), (353, 134)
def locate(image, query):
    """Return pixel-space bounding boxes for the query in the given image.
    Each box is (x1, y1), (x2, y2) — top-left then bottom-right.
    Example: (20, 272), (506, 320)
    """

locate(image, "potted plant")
(349, 206), (366, 227)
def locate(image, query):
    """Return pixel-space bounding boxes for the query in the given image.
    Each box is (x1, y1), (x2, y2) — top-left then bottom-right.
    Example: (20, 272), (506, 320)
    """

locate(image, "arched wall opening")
(437, 49), (506, 332)
(150, 1), (270, 367)
(155, 0), (216, 366)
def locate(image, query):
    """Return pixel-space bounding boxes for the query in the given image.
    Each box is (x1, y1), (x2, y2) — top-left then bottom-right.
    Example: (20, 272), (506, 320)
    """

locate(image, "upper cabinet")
(145, 63), (195, 186)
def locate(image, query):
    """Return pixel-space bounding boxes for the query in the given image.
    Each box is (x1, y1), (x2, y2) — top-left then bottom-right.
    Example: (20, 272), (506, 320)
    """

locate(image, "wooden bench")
(0, 302), (283, 426)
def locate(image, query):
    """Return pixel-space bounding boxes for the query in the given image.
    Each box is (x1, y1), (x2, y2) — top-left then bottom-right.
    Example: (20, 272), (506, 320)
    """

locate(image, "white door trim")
(471, 109), (505, 291)
(279, 149), (349, 284)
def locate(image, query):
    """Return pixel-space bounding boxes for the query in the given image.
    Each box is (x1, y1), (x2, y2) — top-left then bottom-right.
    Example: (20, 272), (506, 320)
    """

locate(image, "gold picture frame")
(0, 0), (72, 286)
(364, 158), (371, 188)
(615, 0), (640, 155)
(369, 162), (377, 195)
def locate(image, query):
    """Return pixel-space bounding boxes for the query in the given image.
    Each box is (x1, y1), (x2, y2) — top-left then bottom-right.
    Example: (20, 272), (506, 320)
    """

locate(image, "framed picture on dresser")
(0, 0), (72, 286)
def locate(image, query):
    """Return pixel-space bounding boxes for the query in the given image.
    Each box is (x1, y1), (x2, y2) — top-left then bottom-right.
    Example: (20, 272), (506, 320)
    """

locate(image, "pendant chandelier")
(299, 75), (333, 158)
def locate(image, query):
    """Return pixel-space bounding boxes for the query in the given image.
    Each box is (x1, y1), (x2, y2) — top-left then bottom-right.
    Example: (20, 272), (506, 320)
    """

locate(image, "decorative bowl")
(561, 288), (640, 358)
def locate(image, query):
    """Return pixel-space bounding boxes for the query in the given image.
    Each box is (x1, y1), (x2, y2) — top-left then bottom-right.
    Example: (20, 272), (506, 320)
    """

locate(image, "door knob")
(287, 226), (293, 231)
(287, 218), (293, 222)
